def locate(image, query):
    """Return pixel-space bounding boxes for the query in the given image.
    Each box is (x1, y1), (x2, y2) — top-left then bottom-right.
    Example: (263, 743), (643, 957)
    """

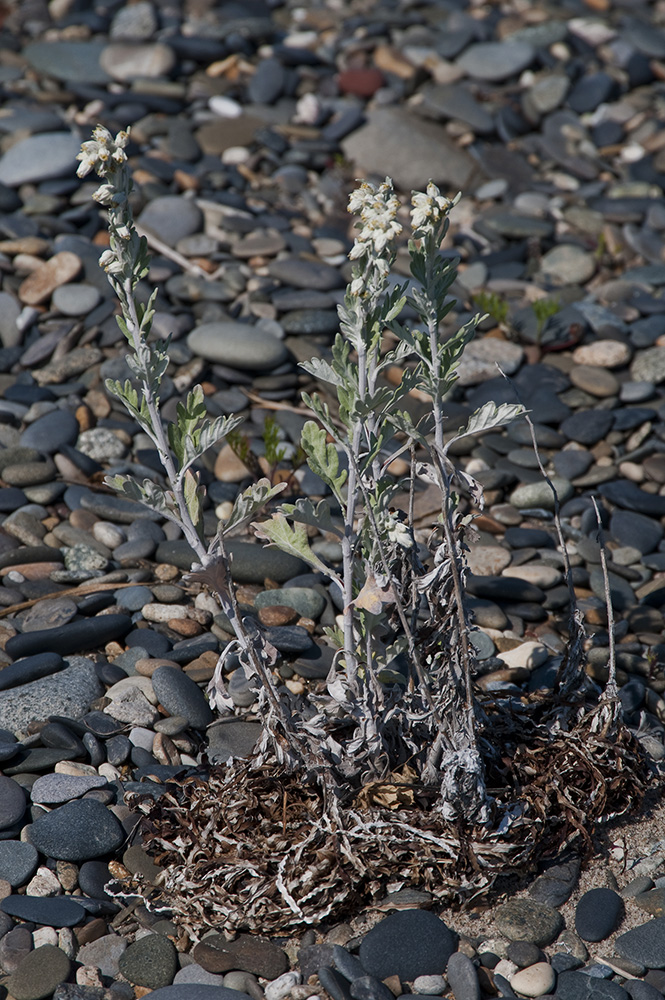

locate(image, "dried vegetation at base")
(113, 694), (652, 942)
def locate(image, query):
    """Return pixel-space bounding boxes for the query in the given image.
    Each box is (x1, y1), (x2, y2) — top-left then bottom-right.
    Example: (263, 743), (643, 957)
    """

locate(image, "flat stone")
(556, 971), (628, 1000)
(1, 894), (86, 927)
(511, 963), (556, 997)
(359, 910), (455, 980)
(193, 933), (289, 979)
(99, 41), (176, 81)
(457, 41), (535, 81)
(29, 798), (125, 862)
(23, 40), (110, 83)
(631, 347), (665, 384)
(0, 133), (83, 187)
(253, 587), (325, 620)
(20, 409), (80, 453)
(616, 918), (665, 968)
(77, 934), (128, 979)
(118, 933), (178, 989)
(141, 989), (254, 1000)
(446, 952), (480, 1000)
(138, 196), (203, 248)
(509, 479), (573, 510)
(6, 944), (71, 1000)
(151, 665), (214, 728)
(5, 614), (132, 660)
(572, 341), (632, 368)
(0, 841), (38, 888)
(456, 340), (524, 386)
(30, 773), (108, 804)
(18, 252), (82, 305)
(0, 659), (103, 733)
(342, 107), (483, 192)
(575, 888), (624, 942)
(268, 256), (345, 292)
(539, 245), (596, 286)
(188, 321), (289, 371)
(207, 720), (262, 763)
(494, 899), (564, 947)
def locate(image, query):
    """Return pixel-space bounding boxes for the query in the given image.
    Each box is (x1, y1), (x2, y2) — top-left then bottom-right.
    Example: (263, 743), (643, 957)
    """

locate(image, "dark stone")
(193, 933), (289, 979)
(151, 665), (214, 729)
(0, 840), (39, 888)
(118, 932), (178, 989)
(610, 510), (663, 555)
(599, 481), (665, 518)
(616, 919), (665, 968)
(359, 910), (456, 980)
(0, 652), (66, 692)
(556, 971), (628, 1000)
(447, 951), (481, 1000)
(1, 893), (86, 926)
(0, 775), (26, 830)
(29, 797), (125, 861)
(560, 410), (614, 446)
(5, 615), (132, 660)
(575, 888), (624, 942)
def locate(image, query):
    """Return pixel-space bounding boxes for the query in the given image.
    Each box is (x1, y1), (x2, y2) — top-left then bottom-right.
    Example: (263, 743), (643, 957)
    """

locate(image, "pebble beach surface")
(3, 0), (665, 996)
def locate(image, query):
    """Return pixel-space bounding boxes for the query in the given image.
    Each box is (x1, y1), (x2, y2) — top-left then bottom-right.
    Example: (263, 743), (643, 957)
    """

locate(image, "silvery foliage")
(78, 126), (301, 760)
(257, 179), (525, 821)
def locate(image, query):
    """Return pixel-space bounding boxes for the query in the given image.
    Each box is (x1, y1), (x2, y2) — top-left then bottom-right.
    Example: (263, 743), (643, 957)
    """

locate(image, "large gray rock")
(0, 659), (103, 734)
(342, 107), (484, 192)
(0, 132), (82, 186)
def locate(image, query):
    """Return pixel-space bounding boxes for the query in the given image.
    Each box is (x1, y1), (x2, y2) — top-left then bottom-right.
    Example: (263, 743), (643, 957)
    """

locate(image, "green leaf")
(300, 420), (347, 499)
(280, 497), (342, 537)
(253, 513), (340, 581)
(445, 401), (526, 453)
(222, 477), (287, 535)
(300, 356), (345, 387)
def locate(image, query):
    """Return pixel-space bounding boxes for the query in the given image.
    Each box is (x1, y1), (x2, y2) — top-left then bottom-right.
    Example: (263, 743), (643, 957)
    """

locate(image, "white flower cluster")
(76, 125), (130, 180)
(410, 181), (454, 235)
(348, 178), (402, 259)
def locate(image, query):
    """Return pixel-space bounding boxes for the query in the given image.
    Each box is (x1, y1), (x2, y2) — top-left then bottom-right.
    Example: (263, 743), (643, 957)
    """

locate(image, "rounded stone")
(0, 841), (39, 888)
(575, 887), (624, 942)
(510, 962), (556, 997)
(494, 899), (564, 947)
(188, 321), (289, 371)
(6, 944), (71, 1000)
(572, 340), (632, 369)
(509, 478), (573, 510)
(51, 283), (101, 317)
(359, 910), (456, 980)
(539, 245), (596, 286)
(138, 196), (203, 247)
(0, 133), (83, 187)
(28, 797), (125, 861)
(0, 774), (26, 829)
(457, 42), (535, 82)
(151, 665), (214, 728)
(118, 932), (178, 989)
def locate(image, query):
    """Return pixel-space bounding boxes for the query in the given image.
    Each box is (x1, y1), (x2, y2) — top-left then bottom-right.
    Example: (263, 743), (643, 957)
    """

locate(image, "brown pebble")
(258, 604), (299, 626)
(153, 732), (181, 766)
(84, 389), (112, 419)
(75, 918), (108, 946)
(18, 250), (82, 305)
(0, 562), (61, 580)
(75, 404), (95, 432)
(296, 617), (316, 634)
(476, 668), (530, 691)
(236, 585), (263, 605)
(0, 878), (11, 901)
(184, 658), (217, 683)
(337, 66), (385, 97)
(69, 509), (99, 531)
(167, 618), (203, 637)
(155, 564), (179, 582)
(135, 658), (180, 677)
(56, 861), (79, 892)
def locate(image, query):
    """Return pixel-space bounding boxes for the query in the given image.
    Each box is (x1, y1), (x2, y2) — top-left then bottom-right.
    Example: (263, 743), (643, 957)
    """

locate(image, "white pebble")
(58, 927), (76, 958)
(33, 926), (58, 948)
(92, 521), (126, 549)
(209, 95), (242, 117)
(27, 866), (61, 897)
(265, 971), (302, 1000)
(141, 602), (189, 622)
(494, 959), (519, 980)
(413, 974), (448, 994)
(511, 962), (556, 998)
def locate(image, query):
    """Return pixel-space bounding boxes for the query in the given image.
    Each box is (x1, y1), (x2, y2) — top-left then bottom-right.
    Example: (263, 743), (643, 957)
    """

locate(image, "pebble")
(359, 911), (455, 980)
(188, 321), (289, 371)
(575, 888), (625, 942)
(29, 798), (125, 862)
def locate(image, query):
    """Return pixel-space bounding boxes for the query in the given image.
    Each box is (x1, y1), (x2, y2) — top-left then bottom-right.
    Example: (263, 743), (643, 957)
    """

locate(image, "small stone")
(575, 887), (624, 942)
(151, 665), (214, 728)
(18, 252), (82, 306)
(510, 963), (555, 997)
(539, 245), (596, 286)
(100, 41), (176, 81)
(413, 975), (448, 994)
(29, 798), (125, 862)
(616, 918), (665, 968)
(572, 341), (632, 368)
(118, 932), (178, 989)
(193, 933), (289, 979)
(447, 952), (480, 1000)
(494, 899), (563, 947)
(188, 321), (288, 371)
(457, 42), (535, 81)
